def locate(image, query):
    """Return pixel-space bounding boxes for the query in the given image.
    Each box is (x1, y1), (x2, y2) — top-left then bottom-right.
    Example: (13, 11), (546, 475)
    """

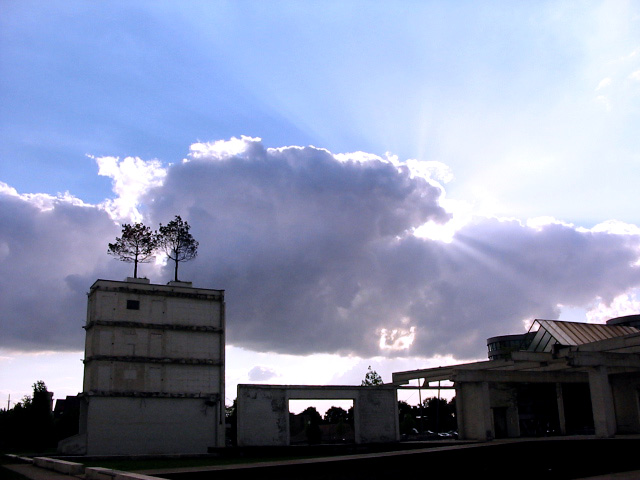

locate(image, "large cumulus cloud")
(144, 137), (640, 359)
(2, 137), (640, 360)
(0, 184), (123, 351)
(144, 138), (451, 355)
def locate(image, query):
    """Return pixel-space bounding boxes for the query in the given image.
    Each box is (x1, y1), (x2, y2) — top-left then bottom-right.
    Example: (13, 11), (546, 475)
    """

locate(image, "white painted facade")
(59, 278), (225, 455)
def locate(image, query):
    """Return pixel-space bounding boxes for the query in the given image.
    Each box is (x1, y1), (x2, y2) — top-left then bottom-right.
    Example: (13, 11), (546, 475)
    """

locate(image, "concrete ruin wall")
(60, 278), (226, 455)
(83, 396), (220, 455)
(610, 372), (640, 434)
(455, 382), (492, 441)
(236, 384), (399, 446)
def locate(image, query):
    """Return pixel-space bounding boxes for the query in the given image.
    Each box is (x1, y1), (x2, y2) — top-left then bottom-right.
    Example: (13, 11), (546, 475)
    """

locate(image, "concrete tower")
(60, 277), (225, 455)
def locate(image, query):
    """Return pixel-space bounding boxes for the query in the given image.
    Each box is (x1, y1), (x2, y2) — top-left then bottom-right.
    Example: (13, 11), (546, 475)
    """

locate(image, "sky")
(1, 1), (640, 411)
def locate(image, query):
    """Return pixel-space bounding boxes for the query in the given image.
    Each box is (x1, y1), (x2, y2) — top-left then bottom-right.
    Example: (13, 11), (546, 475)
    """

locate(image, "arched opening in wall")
(288, 399), (355, 445)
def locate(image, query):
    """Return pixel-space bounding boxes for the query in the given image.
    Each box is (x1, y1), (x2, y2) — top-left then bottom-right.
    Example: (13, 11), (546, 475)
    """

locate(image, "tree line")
(273, 398), (457, 445)
(398, 397), (457, 436)
(0, 381), (74, 453)
(108, 215), (198, 281)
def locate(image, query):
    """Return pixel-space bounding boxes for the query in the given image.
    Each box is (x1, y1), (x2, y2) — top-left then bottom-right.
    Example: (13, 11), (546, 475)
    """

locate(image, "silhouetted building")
(395, 317), (640, 441)
(606, 314), (640, 329)
(58, 278), (225, 455)
(487, 334), (529, 360)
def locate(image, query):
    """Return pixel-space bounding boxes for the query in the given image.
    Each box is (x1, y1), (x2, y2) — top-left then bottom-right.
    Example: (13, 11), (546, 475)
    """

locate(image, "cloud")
(2, 137), (640, 362)
(142, 138), (640, 359)
(94, 155), (167, 222)
(0, 185), (125, 351)
(595, 95), (612, 111)
(586, 289), (640, 324)
(595, 77), (612, 90)
(247, 366), (278, 382)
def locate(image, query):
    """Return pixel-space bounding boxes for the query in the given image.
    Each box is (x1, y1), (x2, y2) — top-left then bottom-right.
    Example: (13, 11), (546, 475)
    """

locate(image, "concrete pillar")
(556, 383), (566, 435)
(454, 383), (465, 439)
(455, 382), (493, 441)
(506, 405), (520, 438)
(588, 367), (616, 438)
(481, 382), (493, 440)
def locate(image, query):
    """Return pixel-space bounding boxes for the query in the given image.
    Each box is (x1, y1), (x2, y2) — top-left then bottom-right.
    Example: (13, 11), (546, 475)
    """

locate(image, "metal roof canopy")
(526, 319), (639, 353)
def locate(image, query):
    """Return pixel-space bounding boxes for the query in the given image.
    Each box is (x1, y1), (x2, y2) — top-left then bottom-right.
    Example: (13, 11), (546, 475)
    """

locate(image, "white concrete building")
(59, 278), (225, 455)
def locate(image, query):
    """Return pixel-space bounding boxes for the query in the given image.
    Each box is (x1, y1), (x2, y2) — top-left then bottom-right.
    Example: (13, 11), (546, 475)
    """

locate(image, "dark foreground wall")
(162, 438), (640, 480)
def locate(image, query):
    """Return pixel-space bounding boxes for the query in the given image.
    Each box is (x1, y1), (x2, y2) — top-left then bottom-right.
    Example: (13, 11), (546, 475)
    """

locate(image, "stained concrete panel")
(64, 279), (227, 456)
(610, 373), (640, 434)
(84, 396), (220, 455)
(237, 385), (398, 447)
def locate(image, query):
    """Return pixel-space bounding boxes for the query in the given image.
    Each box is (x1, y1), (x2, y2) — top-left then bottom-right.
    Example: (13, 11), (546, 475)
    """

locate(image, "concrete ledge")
(85, 467), (117, 480)
(33, 456), (85, 475)
(57, 431), (87, 455)
(126, 277), (150, 284)
(86, 467), (165, 480)
(4, 454), (33, 464)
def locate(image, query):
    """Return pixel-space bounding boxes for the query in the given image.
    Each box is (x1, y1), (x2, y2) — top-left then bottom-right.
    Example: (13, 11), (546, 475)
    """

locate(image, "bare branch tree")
(158, 215), (198, 282)
(108, 223), (158, 278)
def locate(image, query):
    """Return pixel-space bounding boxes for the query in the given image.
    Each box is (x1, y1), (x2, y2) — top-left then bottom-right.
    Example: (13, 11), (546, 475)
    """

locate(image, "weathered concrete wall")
(611, 372), (640, 434)
(455, 382), (492, 441)
(356, 387), (399, 443)
(85, 328), (222, 362)
(237, 387), (289, 446)
(85, 396), (220, 455)
(83, 361), (222, 394)
(83, 280), (224, 396)
(488, 382), (520, 438)
(237, 385), (398, 447)
(63, 278), (226, 455)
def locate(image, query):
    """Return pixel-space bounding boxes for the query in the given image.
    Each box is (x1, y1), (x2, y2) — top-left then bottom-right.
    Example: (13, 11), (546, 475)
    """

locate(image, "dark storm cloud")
(2, 138), (640, 359)
(0, 186), (126, 351)
(404, 219), (640, 357)
(142, 139), (640, 359)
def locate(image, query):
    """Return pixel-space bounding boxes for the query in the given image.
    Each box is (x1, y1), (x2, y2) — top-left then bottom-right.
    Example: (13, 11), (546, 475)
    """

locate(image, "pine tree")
(108, 222), (158, 278)
(361, 366), (383, 386)
(158, 215), (198, 282)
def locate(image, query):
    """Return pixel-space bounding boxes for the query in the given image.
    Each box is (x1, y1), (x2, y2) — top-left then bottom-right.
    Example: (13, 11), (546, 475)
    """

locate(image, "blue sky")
(1, 1), (640, 408)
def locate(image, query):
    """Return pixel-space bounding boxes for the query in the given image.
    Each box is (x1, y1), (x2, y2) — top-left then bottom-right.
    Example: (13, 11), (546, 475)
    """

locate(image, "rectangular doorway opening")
(288, 399), (354, 445)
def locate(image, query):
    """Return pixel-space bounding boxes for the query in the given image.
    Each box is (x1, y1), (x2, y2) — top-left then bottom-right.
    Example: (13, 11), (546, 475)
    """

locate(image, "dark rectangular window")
(126, 300), (140, 310)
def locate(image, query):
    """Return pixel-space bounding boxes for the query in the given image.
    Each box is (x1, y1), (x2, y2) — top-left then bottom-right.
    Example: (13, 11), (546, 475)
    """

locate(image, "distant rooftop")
(525, 319), (639, 353)
(606, 314), (640, 328)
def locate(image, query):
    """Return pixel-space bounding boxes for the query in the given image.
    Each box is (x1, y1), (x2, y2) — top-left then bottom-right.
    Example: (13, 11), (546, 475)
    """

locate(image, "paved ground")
(8, 464), (639, 480)
(5, 460), (640, 480)
(2, 463), (84, 480)
(138, 437), (640, 480)
(5, 437), (640, 480)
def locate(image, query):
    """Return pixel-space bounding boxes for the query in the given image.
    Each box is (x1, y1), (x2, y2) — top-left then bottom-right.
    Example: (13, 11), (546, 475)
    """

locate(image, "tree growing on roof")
(108, 222), (158, 278)
(158, 215), (199, 282)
